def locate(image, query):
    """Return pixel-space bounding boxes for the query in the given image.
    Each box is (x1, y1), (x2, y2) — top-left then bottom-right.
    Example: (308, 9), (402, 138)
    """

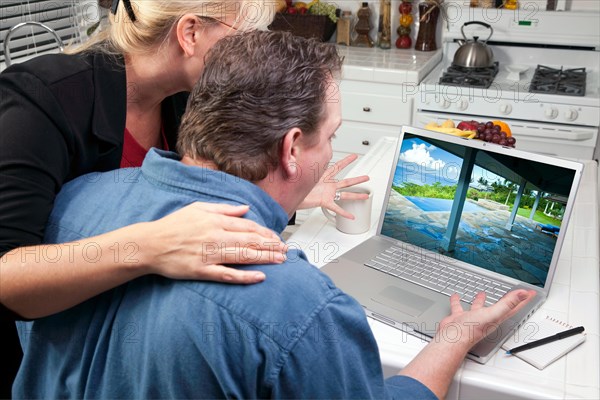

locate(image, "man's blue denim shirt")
(14, 149), (436, 399)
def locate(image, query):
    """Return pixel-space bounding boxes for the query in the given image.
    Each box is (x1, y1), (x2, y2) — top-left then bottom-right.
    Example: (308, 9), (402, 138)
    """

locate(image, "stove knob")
(499, 103), (512, 115)
(565, 108), (579, 121)
(457, 99), (469, 111)
(544, 107), (559, 120)
(437, 99), (451, 109)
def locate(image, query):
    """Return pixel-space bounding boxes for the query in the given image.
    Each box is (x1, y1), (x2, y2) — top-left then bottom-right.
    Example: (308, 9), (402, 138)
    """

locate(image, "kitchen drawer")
(340, 80), (414, 126)
(333, 121), (400, 155)
(342, 92), (413, 126)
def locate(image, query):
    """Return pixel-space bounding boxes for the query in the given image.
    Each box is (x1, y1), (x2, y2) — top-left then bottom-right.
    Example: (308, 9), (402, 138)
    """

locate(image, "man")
(14, 31), (534, 399)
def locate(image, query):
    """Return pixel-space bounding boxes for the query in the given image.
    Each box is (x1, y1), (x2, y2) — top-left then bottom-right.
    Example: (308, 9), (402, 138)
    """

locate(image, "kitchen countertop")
(286, 136), (600, 400)
(337, 46), (443, 85)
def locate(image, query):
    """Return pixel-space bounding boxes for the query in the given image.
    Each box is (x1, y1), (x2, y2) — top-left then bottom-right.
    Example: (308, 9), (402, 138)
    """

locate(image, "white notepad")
(502, 314), (586, 370)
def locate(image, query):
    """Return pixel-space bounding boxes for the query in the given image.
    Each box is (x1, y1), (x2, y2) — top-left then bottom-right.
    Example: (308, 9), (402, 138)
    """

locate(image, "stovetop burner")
(439, 62), (499, 89)
(529, 65), (586, 97)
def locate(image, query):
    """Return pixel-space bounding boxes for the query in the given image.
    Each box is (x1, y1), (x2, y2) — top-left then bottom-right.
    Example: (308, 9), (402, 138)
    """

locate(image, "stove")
(414, 8), (600, 160)
(529, 65), (586, 97)
(439, 62), (499, 89)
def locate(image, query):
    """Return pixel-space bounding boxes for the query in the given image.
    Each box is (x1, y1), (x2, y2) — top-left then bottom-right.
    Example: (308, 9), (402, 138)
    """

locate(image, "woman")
(0, 0), (367, 395)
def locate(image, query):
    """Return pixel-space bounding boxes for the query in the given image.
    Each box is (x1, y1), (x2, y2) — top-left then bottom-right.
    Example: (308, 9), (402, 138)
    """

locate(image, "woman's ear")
(176, 14), (201, 57)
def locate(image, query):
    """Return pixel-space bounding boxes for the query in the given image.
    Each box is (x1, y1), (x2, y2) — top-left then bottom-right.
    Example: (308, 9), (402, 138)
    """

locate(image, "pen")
(506, 326), (585, 355)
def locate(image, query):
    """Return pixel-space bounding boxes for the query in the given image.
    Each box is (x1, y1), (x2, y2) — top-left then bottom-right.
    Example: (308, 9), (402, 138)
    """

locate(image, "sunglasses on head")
(111, 0), (137, 22)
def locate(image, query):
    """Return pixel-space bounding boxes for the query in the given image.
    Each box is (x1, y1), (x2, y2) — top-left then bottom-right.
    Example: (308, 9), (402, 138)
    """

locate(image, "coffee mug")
(321, 187), (373, 234)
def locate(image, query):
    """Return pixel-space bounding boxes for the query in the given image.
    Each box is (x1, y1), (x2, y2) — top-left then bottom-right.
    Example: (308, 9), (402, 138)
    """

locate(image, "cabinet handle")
(362, 140), (370, 146)
(362, 107), (371, 112)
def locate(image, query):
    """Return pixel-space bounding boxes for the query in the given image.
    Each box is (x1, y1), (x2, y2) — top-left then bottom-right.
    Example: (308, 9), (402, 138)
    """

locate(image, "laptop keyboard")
(365, 246), (513, 306)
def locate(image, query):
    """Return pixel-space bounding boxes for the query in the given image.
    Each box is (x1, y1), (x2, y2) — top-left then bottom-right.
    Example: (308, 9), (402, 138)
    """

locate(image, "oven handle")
(510, 127), (594, 141)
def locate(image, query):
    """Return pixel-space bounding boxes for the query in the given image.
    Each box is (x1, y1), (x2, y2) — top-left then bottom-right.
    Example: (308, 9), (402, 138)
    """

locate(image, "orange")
(492, 120), (512, 137)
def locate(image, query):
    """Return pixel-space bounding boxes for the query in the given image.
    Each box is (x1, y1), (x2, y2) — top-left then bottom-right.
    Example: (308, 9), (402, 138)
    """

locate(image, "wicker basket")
(268, 13), (336, 42)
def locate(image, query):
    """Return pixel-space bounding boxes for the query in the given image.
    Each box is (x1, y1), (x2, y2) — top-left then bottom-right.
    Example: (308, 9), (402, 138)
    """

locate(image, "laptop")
(321, 126), (583, 364)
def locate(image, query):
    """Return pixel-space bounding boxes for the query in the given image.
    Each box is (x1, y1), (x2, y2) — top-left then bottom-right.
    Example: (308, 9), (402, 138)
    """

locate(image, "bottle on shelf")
(352, 2), (374, 47)
(336, 11), (352, 46)
(414, 1), (439, 51)
(377, 0), (392, 49)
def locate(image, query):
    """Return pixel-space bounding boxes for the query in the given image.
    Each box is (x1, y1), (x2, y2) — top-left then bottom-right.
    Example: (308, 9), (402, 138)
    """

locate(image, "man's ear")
(280, 128), (303, 179)
(176, 14), (201, 57)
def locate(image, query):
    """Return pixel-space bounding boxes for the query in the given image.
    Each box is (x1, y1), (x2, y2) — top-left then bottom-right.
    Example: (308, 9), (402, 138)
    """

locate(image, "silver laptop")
(321, 126), (583, 364)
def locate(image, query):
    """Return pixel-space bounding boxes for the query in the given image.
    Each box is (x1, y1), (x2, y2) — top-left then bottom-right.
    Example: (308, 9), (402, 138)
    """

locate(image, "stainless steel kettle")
(453, 21), (494, 68)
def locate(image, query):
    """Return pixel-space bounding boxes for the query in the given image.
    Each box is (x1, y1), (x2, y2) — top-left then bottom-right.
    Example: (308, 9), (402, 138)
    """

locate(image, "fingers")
(471, 291), (486, 309)
(449, 293), (464, 315)
(493, 289), (536, 320)
(332, 153), (359, 171)
(326, 203), (355, 220)
(200, 265), (267, 285)
(337, 175), (370, 190)
(202, 244), (287, 265)
(192, 202), (250, 217)
(216, 212), (284, 246)
(338, 191), (369, 202)
(322, 154), (360, 182)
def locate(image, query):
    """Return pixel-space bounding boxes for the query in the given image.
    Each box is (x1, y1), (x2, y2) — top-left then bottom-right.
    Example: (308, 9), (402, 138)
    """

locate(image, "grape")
(493, 124), (502, 132)
(484, 128), (492, 136)
(499, 139), (508, 146)
(500, 131), (507, 138)
(484, 133), (493, 142)
(492, 134), (501, 143)
(309, 3), (338, 22)
(507, 137), (516, 145)
(485, 121), (494, 129)
(477, 125), (485, 134)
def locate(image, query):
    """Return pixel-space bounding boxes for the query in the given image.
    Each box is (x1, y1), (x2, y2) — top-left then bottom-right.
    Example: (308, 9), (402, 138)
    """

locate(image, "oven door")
(414, 111), (598, 160)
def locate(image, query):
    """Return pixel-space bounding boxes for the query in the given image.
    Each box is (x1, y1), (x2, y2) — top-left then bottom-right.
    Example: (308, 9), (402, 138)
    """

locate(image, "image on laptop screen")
(381, 131), (577, 288)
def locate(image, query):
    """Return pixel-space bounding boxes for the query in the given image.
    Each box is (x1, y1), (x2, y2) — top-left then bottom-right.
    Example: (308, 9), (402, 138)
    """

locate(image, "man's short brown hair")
(176, 30), (343, 181)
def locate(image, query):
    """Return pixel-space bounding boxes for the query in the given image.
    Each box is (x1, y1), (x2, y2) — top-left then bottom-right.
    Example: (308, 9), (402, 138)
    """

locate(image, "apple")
(457, 120), (478, 131)
(287, 6), (297, 13)
(298, 7), (307, 14)
(399, 1), (413, 14)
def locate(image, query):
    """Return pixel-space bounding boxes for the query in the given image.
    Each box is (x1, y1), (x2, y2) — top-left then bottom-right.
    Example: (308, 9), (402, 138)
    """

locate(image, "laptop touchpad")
(372, 286), (434, 317)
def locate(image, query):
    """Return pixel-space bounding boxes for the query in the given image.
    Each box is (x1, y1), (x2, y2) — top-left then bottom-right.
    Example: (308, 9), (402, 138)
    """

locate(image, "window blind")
(0, 1), (86, 65)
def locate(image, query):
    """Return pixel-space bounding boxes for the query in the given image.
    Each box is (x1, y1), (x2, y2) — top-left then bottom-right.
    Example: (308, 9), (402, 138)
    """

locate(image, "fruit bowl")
(425, 119), (516, 148)
(268, 13), (336, 42)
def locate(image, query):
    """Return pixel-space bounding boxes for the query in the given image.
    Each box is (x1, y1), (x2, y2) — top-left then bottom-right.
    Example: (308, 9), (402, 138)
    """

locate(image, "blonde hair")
(67, 0), (275, 55)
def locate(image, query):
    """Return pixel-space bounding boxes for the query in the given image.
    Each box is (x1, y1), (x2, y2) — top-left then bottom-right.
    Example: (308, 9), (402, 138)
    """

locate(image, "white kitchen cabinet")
(334, 80), (413, 156)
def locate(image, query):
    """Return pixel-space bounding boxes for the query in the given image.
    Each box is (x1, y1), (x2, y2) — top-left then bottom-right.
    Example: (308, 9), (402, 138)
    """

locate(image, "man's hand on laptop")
(438, 290), (537, 349)
(399, 289), (536, 400)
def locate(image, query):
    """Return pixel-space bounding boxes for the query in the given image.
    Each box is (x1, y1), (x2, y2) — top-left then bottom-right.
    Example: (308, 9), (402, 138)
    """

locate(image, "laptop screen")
(380, 130), (578, 288)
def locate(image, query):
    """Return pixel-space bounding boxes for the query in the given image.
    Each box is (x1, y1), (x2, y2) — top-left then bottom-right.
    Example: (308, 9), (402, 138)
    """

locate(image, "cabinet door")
(333, 121), (400, 155)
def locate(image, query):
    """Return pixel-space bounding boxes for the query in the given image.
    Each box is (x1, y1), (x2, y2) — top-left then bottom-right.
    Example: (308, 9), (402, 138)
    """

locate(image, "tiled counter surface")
(286, 137), (600, 400)
(337, 46), (443, 84)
